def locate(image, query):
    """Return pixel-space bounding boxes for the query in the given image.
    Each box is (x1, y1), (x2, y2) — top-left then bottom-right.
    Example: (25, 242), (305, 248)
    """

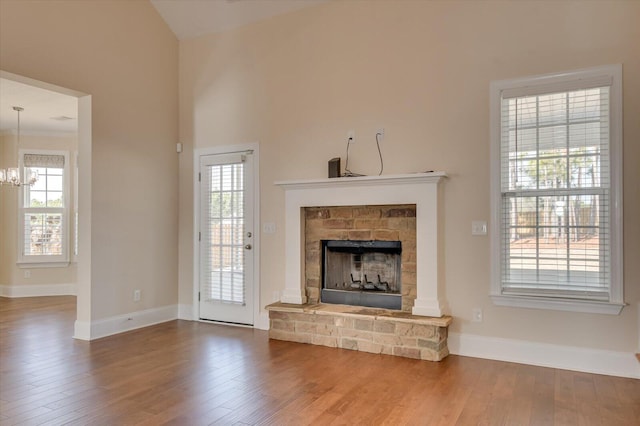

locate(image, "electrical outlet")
(24, 270), (31, 279)
(472, 308), (483, 323)
(347, 130), (355, 143)
(133, 289), (141, 302)
(376, 128), (385, 141)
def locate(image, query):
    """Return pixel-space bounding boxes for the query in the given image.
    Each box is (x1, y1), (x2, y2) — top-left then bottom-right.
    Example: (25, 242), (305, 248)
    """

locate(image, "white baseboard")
(73, 304), (178, 341)
(73, 320), (91, 340)
(448, 332), (640, 379)
(178, 303), (194, 320)
(178, 303), (269, 331)
(0, 283), (76, 298)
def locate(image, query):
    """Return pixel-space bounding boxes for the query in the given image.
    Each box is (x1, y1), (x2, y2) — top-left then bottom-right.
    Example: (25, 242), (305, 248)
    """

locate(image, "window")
(490, 65), (623, 314)
(18, 151), (70, 265)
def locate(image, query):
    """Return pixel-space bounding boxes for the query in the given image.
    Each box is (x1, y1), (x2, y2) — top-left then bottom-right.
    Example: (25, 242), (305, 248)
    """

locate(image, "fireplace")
(322, 240), (402, 310)
(269, 173), (451, 362)
(275, 172), (448, 317)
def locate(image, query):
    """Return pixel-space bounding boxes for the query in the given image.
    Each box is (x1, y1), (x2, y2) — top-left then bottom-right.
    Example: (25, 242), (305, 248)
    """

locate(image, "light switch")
(472, 221), (487, 236)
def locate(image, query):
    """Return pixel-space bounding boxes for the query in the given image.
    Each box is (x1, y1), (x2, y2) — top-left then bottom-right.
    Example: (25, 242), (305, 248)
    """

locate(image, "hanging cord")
(376, 131), (384, 176)
(344, 136), (364, 177)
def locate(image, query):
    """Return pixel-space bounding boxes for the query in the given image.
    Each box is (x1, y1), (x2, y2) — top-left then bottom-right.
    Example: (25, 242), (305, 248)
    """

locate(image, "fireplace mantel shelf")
(275, 171), (447, 190)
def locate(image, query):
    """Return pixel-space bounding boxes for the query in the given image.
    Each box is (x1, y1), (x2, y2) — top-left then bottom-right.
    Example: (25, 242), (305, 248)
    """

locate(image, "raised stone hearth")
(267, 302), (452, 361)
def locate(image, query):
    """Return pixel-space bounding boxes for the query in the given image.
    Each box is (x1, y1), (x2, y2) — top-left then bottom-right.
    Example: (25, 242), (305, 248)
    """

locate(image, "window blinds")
(500, 85), (611, 300)
(201, 155), (246, 305)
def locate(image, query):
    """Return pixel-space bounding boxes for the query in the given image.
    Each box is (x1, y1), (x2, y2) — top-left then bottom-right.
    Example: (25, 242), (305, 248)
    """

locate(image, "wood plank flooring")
(1, 296), (638, 425)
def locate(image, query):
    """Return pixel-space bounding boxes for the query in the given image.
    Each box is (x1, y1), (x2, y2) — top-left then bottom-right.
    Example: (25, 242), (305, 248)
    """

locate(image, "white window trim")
(17, 149), (71, 266)
(489, 64), (624, 315)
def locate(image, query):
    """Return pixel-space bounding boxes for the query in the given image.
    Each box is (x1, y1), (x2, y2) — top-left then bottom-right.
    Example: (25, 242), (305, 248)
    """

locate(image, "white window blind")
(201, 154), (246, 305)
(501, 88), (610, 299)
(19, 152), (69, 263)
(491, 65), (623, 313)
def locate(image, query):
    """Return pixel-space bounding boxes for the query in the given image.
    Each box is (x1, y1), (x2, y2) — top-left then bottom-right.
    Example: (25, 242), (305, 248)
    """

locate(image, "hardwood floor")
(1, 297), (638, 425)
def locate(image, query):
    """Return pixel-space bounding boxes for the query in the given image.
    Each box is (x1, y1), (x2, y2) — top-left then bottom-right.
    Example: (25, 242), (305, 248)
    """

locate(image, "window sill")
(490, 294), (625, 315)
(17, 261), (71, 269)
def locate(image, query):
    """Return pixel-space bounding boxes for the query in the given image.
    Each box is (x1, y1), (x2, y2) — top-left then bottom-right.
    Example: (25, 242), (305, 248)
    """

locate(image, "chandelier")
(0, 106), (38, 187)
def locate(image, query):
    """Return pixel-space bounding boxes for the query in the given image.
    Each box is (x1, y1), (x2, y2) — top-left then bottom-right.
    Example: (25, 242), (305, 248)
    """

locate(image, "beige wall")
(179, 0), (639, 352)
(0, 0), (179, 320)
(0, 134), (78, 288)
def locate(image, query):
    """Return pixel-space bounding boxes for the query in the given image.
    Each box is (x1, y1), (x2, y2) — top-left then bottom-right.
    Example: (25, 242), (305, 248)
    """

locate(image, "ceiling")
(0, 1), (324, 135)
(0, 78), (78, 136)
(151, 0), (326, 40)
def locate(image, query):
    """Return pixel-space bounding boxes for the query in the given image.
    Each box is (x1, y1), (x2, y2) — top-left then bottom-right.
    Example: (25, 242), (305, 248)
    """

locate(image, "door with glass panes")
(198, 151), (254, 325)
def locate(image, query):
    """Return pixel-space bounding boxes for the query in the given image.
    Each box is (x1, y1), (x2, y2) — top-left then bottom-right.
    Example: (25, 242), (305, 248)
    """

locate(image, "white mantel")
(275, 172), (449, 318)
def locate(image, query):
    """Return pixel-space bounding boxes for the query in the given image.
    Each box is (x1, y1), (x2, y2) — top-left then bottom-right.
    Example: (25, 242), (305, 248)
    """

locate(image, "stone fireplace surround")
(268, 173), (452, 361)
(306, 204), (415, 311)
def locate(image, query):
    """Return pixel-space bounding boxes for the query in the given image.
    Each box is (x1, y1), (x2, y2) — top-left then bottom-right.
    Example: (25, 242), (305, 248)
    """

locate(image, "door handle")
(245, 244), (252, 250)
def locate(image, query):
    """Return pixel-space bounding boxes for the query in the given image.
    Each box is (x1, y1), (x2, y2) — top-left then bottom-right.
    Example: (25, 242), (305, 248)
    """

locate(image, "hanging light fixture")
(0, 106), (38, 186)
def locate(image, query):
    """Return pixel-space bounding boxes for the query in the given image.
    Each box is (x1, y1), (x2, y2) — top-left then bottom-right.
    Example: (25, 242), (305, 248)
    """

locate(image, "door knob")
(245, 244), (252, 250)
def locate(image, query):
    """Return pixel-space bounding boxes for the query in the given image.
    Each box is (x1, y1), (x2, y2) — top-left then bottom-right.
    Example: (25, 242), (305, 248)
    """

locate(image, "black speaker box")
(328, 157), (341, 178)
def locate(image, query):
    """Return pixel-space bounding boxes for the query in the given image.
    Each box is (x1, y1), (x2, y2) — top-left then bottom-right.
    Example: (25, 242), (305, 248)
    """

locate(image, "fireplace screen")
(321, 240), (401, 310)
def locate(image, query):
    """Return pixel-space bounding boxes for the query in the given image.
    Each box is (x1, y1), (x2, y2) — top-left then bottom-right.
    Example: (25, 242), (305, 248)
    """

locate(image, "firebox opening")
(321, 240), (402, 310)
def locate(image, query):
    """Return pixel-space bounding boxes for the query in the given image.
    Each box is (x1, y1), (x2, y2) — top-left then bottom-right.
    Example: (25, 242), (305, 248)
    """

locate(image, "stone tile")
(402, 271), (417, 286)
(287, 312), (314, 322)
(306, 208), (330, 219)
(305, 229), (349, 241)
(383, 206), (416, 217)
(393, 346), (421, 359)
(295, 321), (317, 334)
(392, 322), (412, 336)
(348, 230), (372, 240)
(401, 262), (417, 273)
(340, 338), (358, 350)
(313, 314), (336, 325)
(312, 335), (338, 348)
(353, 207), (382, 219)
(354, 318), (374, 331)
(330, 208), (354, 219)
(315, 324), (338, 336)
(387, 217), (408, 229)
(340, 328), (373, 341)
(373, 334), (403, 346)
(306, 286), (320, 301)
(270, 329), (312, 344)
(410, 324), (436, 338)
(420, 349), (438, 361)
(354, 218), (388, 229)
(271, 320), (295, 332)
(400, 337), (418, 347)
(417, 338), (446, 351)
(358, 341), (384, 354)
(421, 347), (449, 361)
(373, 320), (396, 334)
(372, 230), (399, 240)
(269, 311), (289, 320)
(381, 345), (394, 356)
(403, 252), (417, 263)
(306, 250), (320, 264)
(323, 218), (354, 229)
(333, 316), (354, 329)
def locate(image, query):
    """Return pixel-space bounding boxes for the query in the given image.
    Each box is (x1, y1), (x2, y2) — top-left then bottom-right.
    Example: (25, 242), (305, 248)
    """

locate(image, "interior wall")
(0, 0), (179, 320)
(0, 134), (78, 288)
(179, 0), (639, 352)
